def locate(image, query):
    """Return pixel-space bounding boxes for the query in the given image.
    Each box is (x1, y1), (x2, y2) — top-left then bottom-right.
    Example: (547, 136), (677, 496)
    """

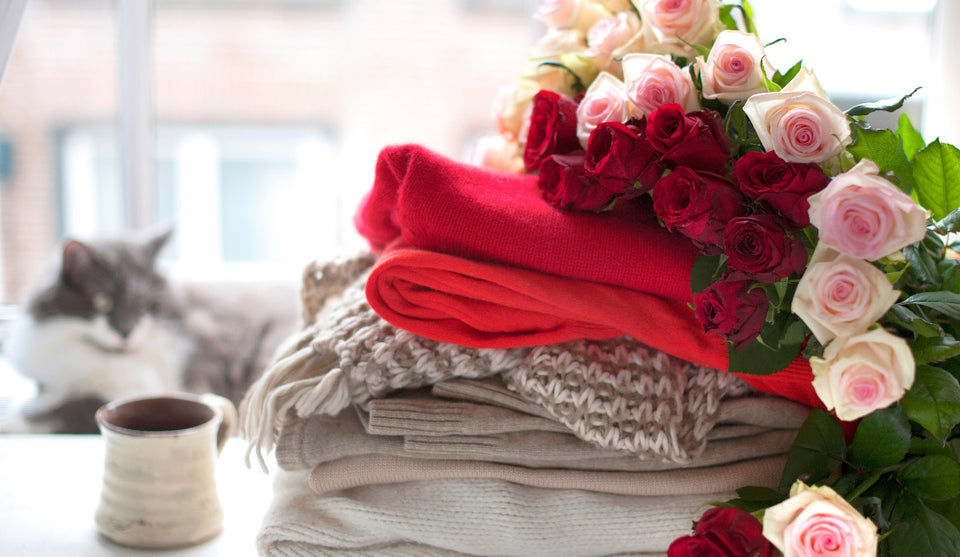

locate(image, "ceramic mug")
(94, 392), (237, 548)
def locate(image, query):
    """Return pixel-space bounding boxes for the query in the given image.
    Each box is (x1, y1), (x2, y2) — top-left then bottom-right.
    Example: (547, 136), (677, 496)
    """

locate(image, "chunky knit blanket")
(240, 255), (785, 471)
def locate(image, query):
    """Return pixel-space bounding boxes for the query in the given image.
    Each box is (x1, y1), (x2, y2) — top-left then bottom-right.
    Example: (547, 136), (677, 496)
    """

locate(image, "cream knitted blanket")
(260, 470), (718, 557)
(241, 256), (784, 471)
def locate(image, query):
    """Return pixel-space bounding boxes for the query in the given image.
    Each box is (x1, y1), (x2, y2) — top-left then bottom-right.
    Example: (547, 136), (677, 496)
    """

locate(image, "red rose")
(694, 508), (777, 557)
(523, 90), (581, 172)
(584, 121), (663, 196)
(734, 150), (830, 227)
(651, 167), (748, 255)
(724, 213), (809, 283)
(538, 152), (614, 211)
(645, 104), (731, 174)
(694, 278), (769, 348)
(667, 535), (727, 557)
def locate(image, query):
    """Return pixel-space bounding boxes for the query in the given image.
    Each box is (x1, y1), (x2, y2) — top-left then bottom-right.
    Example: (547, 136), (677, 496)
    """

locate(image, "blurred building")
(0, 0), (940, 302)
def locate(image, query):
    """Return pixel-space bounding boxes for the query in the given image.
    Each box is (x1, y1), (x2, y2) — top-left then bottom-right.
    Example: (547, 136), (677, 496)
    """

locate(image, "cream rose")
(529, 28), (588, 58)
(808, 159), (928, 261)
(576, 72), (629, 148)
(534, 0), (609, 33)
(809, 328), (915, 421)
(622, 53), (698, 117)
(743, 68), (851, 163)
(792, 244), (900, 344)
(639, 0), (721, 57)
(469, 135), (525, 174)
(764, 482), (878, 557)
(493, 81), (540, 141)
(697, 30), (771, 103)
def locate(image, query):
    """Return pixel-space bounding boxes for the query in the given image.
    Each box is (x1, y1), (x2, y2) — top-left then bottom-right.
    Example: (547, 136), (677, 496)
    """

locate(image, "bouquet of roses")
(471, 0), (960, 555)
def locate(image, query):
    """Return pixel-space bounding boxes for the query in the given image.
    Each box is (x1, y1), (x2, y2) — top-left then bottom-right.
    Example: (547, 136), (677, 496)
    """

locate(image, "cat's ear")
(144, 227), (174, 263)
(61, 240), (94, 284)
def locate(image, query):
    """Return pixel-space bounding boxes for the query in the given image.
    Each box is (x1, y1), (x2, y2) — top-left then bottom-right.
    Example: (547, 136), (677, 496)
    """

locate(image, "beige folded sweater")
(259, 470), (719, 557)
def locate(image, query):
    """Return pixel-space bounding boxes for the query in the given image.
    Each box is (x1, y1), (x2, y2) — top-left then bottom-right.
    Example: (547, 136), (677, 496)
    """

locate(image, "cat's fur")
(1, 229), (300, 434)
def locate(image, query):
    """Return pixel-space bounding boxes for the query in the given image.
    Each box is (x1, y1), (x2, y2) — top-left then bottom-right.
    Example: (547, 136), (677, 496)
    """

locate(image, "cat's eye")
(92, 292), (113, 314)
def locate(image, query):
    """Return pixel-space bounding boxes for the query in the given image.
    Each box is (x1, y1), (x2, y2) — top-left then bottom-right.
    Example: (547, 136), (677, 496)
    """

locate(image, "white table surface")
(0, 435), (274, 556)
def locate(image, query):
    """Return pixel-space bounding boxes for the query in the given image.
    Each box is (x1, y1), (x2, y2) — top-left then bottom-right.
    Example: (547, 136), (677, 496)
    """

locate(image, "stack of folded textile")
(239, 146), (812, 556)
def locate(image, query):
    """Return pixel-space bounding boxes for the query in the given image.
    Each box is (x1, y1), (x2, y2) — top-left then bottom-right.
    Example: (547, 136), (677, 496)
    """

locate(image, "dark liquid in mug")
(99, 397), (213, 433)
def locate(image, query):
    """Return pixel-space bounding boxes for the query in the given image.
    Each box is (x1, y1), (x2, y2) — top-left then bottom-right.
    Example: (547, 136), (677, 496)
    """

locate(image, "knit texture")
(259, 470), (713, 557)
(502, 339), (754, 460)
(275, 404), (798, 472)
(308, 453), (787, 497)
(241, 258), (803, 470)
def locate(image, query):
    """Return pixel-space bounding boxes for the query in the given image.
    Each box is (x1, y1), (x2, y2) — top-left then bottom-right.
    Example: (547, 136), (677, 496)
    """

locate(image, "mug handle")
(201, 393), (238, 456)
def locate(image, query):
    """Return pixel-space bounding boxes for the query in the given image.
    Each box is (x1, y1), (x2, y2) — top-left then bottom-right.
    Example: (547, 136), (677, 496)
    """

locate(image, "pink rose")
(576, 72), (630, 148)
(640, 0), (721, 57)
(698, 30), (771, 103)
(764, 482), (878, 557)
(809, 328), (915, 421)
(587, 12), (641, 55)
(743, 68), (851, 163)
(808, 159), (928, 261)
(622, 54), (699, 118)
(792, 245), (900, 344)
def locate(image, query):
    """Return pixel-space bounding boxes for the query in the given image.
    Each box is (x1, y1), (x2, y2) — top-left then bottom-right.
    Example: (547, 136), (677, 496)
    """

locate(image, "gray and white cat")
(1, 228), (299, 434)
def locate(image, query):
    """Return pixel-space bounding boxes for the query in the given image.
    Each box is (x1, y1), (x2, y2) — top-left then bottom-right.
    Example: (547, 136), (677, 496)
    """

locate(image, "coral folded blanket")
(356, 144), (818, 406)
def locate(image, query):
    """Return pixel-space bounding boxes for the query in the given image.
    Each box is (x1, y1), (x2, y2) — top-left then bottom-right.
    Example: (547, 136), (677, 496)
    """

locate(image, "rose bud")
(576, 72), (630, 149)
(724, 213), (808, 284)
(743, 67), (851, 164)
(693, 508), (777, 557)
(809, 328), (915, 421)
(808, 158), (927, 261)
(764, 482), (878, 557)
(667, 535), (727, 557)
(640, 0), (723, 58)
(538, 151), (614, 211)
(791, 244), (900, 345)
(585, 121), (662, 196)
(734, 150), (830, 227)
(645, 104), (731, 174)
(523, 90), (582, 172)
(652, 167), (747, 255)
(622, 54), (699, 118)
(697, 30), (772, 103)
(694, 278), (769, 349)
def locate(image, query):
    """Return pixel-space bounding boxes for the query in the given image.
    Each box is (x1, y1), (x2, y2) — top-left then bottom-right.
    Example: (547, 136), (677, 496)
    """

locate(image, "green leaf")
(779, 408), (846, 491)
(886, 305), (944, 338)
(844, 87), (921, 117)
(690, 254), (722, 294)
(902, 365), (960, 441)
(936, 208), (960, 234)
(885, 494), (960, 557)
(772, 60), (803, 89)
(849, 405), (911, 470)
(901, 291), (960, 321)
(914, 139), (960, 221)
(847, 127), (915, 193)
(900, 455), (960, 500)
(727, 335), (803, 376)
(903, 244), (942, 288)
(718, 5), (739, 31)
(910, 334), (960, 365)
(899, 113), (926, 162)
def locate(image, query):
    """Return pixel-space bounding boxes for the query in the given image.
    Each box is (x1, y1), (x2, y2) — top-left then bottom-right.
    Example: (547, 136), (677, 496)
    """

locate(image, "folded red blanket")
(357, 144), (820, 408)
